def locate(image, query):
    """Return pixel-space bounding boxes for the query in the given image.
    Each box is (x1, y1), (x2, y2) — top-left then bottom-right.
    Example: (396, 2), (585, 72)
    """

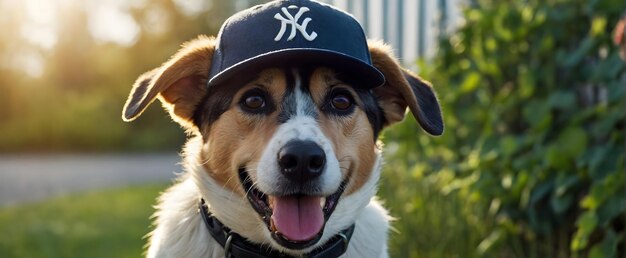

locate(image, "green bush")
(384, 0), (625, 257)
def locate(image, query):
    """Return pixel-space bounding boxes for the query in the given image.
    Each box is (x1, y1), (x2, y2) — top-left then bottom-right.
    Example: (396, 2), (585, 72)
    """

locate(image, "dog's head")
(123, 1), (442, 254)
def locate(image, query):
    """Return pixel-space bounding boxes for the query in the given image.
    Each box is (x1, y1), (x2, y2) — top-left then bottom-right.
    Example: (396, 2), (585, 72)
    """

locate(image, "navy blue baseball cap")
(207, 0), (385, 89)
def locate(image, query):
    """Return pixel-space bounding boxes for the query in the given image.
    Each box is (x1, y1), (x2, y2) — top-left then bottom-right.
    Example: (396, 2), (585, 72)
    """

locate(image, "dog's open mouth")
(238, 169), (346, 250)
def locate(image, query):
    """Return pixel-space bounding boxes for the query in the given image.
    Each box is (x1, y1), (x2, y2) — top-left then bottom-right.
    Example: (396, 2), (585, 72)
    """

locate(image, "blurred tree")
(48, 6), (93, 92)
(0, 0), (257, 152)
(0, 2), (22, 122)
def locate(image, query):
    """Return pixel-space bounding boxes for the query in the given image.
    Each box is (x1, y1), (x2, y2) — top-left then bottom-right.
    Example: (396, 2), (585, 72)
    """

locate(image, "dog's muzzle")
(239, 140), (347, 250)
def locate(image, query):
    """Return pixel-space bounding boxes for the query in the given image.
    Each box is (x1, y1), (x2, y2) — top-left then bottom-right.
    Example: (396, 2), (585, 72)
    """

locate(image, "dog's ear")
(368, 41), (444, 136)
(122, 35), (216, 130)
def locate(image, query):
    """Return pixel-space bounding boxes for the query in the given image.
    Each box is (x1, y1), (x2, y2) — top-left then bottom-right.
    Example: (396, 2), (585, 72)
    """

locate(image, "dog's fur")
(122, 35), (442, 258)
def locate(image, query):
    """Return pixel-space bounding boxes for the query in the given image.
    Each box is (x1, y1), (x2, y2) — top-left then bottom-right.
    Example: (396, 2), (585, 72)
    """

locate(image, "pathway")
(0, 153), (181, 206)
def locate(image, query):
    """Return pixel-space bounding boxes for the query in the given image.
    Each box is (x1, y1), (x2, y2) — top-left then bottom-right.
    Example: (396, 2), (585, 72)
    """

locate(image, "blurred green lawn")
(0, 184), (164, 258)
(0, 178), (480, 258)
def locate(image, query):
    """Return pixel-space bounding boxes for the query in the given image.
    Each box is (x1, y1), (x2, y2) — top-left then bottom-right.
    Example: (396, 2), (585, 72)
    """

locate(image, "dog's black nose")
(278, 140), (326, 183)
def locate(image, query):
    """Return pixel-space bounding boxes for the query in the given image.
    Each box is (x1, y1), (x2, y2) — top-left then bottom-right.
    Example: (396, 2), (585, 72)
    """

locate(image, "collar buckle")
(224, 233), (234, 258)
(337, 232), (349, 253)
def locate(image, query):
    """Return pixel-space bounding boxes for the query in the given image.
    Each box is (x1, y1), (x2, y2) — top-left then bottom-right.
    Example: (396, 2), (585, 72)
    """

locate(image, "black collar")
(199, 199), (355, 258)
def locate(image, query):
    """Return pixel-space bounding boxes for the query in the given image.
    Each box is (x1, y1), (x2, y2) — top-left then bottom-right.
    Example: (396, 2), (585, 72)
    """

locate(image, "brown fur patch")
(367, 40), (414, 126)
(307, 67), (343, 104)
(369, 40), (443, 135)
(309, 68), (377, 195)
(200, 69), (287, 193)
(157, 36), (216, 129)
(368, 40), (437, 127)
(123, 35), (216, 131)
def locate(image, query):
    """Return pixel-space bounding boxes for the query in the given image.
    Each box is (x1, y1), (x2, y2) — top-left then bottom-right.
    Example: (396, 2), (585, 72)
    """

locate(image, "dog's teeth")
(268, 197), (273, 207)
(320, 197), (326, 208)
(270, 217), (277, 232)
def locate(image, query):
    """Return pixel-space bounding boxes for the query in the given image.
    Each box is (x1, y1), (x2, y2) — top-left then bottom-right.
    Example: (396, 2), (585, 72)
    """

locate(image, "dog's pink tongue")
(272, 196), (323, 242)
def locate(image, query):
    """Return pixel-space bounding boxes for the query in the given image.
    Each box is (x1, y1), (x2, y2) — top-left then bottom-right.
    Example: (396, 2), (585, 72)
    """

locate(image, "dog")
(122, 1), (443, 257)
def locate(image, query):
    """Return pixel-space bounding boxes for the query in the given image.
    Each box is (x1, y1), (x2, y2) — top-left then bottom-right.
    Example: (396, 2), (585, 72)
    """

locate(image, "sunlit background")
(0, 0), (461, 152)
(0, 0), (240, 152)
(0, 0), (624, 257)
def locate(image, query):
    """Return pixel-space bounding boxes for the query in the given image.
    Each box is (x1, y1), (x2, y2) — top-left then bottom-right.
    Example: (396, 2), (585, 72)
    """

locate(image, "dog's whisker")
(221, 174), (244, 206)
(338, 156), (351, 162)
(197, 157), (212, 166)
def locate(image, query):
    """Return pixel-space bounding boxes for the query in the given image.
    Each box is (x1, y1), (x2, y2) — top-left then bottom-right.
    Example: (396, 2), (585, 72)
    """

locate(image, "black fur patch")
(193, 83), (240, 135)
(277, 67), (318, 124)
(355, 89), (384, 139)
(277, 68), (297, 124)
(296, 67), (318, 120)
(403, 74), (443, 136)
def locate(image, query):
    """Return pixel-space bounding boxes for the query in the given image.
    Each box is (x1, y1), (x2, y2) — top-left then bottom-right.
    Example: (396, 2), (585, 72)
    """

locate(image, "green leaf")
(607, 78), (626, 103)
(589, 16), (607, 37)
(477, 229), (504, 255)
(550, 174), (578, 214)
(583, 172), (626, 210)
(547, 91), (576, 110)
(530, 179), (555, 205)
(557, 127), (588, 159)
(591, 54), (625, 83)
(589, 229), (619, 258)
(587, 146), (615, 180)
(523, 100), (551, 129)
(500, 136), (519, 157)
(550, 191), (574, 214)
(546, 145), (569, 169)
(563, 37), (595, 67)
(591, 110), (621, 139)
(571, 211), (598, 251)
(460, 72), (481, 93)
(596, 194), (626, 227)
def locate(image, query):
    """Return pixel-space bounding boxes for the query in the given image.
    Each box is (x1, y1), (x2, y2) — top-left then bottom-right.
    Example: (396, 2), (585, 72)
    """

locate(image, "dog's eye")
(324, 89), (356, 116)
(244, 95), (265, 110)
(331, 94), (352, 110)
(240, 89), (273, 114)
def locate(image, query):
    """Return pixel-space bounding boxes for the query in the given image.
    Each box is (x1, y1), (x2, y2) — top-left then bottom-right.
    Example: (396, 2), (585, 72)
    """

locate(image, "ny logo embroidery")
(274, 5), (318, 42)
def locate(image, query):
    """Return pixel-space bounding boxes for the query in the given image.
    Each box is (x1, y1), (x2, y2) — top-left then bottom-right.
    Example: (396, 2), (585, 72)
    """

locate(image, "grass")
(380, 171), (484, 258)
(0, 184), (165, 258)
(0, 177), (483, 258)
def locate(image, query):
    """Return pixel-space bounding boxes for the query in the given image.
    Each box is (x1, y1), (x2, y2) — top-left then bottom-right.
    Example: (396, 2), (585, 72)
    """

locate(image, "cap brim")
(208, 48), (385, 89)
